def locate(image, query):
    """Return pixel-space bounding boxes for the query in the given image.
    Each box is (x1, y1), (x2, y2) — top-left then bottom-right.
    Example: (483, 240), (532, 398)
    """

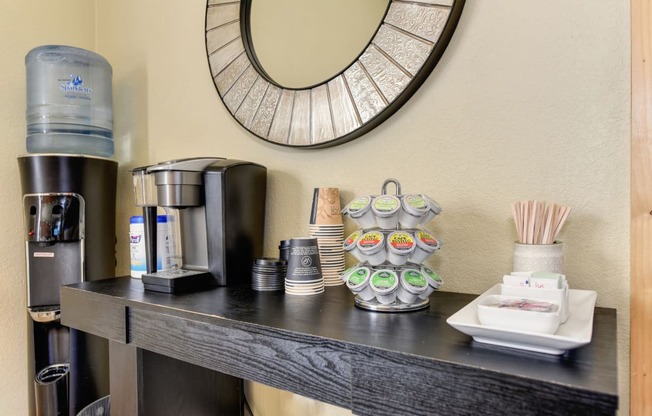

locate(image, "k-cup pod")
(346, 266), (374, 301)
(397, 269), (428, 304)
(340, 264), (358, 282)
(286, 237), (323, 282)
(419, 266), (444, 299)
(345, 196), (375, 229)
(311, 187), (342, 225)
(420, 194), (442, 225)
(408, 230), (441, 264)
(371, 195), (401, 229)
(399, 195), (429, 228)
(370, 269), (399, 304)
(356, 231), (387, 266)
(343, 230), (363, 261)
(386, 230), (416, 266)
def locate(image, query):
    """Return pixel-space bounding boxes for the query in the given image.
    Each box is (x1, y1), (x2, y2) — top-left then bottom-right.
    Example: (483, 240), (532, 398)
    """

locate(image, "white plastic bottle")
(130, 215), (173, 278)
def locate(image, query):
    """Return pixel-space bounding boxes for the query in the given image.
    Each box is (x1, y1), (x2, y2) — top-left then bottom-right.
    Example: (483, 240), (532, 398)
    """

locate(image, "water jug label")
(60, 75), (93, 100)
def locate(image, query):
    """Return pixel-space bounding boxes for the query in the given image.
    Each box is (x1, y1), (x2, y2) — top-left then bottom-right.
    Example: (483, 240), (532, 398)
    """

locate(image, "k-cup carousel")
(341, 179), (444, 312)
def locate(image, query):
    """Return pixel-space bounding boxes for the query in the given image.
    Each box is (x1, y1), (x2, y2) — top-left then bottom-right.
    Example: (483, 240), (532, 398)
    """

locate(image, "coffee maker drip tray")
(141, 269), (216, 294)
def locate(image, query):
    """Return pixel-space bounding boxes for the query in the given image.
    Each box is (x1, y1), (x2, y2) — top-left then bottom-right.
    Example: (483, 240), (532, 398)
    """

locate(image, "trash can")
(76, 395), (110, 416)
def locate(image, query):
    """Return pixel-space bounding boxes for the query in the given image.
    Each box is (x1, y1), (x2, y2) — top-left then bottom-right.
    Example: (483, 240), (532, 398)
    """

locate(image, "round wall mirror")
(205, 0), (465, 148)
(248, 0), (389, 89)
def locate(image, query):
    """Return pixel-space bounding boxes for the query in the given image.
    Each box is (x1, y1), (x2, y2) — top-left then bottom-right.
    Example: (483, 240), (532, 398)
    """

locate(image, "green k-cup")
(370, 269), (399, 304)
(340, 265), (357, 283)
(346, 196), (375, 229)
(419, 266), (444, 299)
(346, 266), (374, 301)
(371, 195), (400, 229)
(397, 269), (428, 304)
(399, 195), (429, 229)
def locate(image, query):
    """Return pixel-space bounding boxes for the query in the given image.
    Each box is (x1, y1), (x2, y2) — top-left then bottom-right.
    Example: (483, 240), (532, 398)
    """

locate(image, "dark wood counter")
(60, 277), (618, 415)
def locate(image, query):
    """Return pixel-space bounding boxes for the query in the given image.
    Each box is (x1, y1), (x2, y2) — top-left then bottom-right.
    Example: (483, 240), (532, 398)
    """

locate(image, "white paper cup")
(356, 231), (386, 266)
(371, 195), (400, 229)
(370, 269), (399, 304)
(386, 230), (416, 266)
(397, 269), (428, 304)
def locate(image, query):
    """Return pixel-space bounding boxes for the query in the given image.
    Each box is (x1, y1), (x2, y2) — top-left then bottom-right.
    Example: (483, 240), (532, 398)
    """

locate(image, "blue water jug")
(25, 45), (113, 158)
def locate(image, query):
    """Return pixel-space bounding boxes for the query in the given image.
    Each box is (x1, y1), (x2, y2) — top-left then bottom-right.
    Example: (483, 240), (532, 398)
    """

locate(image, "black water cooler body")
(19, 154), (117, 416)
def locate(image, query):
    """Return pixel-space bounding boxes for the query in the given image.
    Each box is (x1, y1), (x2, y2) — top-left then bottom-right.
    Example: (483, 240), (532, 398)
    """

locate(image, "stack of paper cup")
(285, 237), (325, 295)
(309, 188), (345, 286)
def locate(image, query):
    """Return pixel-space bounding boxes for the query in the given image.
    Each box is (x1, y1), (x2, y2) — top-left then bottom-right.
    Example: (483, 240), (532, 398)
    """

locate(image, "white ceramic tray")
(446, 284), (597, 355)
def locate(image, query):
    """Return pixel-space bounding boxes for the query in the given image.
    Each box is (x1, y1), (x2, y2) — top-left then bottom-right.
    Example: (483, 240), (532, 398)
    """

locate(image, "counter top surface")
(61, 277), (618, 415)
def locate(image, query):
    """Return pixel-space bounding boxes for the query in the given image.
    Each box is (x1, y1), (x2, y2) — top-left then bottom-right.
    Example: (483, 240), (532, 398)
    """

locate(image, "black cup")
(278, 239), (291, 263)
(286, 237), (323, 282)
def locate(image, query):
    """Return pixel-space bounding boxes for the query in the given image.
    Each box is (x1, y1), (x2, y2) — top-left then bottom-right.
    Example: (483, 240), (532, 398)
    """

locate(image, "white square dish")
(446, 284), (597, 355)
(501, 282), (570, 323)
(477, 295), (561, 335)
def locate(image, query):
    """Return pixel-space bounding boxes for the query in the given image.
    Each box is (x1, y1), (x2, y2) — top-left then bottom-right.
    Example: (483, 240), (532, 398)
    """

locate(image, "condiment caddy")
(446, 270), (598, 355)
(446, 283), (597, 355)
(340, 179), (444, 312)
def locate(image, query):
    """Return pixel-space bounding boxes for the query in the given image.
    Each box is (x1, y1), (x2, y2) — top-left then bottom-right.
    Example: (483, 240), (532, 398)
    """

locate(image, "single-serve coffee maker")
(18, 154), (117, 416)
(132, 157), (266, 293)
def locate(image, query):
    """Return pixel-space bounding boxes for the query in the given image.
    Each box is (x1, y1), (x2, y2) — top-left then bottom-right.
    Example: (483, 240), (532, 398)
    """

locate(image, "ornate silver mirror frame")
(205, 0), (465, 148)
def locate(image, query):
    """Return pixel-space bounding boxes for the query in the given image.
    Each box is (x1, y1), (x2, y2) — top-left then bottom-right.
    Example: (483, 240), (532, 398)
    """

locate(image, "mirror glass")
(249, 0), (389, 88)
(206, 0), (465, 147)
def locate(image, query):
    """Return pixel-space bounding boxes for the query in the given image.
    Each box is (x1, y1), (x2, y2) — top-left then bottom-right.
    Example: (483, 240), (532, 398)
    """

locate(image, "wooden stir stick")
(512, 200), (571, 244)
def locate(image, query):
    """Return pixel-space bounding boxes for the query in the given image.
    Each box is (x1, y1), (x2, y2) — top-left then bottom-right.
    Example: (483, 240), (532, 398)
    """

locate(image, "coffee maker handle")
(143, 206), (157, 274)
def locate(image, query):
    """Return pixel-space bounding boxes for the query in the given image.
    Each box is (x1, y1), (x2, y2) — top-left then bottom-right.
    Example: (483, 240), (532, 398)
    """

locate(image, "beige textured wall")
(98, 0), (630, 414)
(0, 1), (96, 414)
(0, 0), (630, 415)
